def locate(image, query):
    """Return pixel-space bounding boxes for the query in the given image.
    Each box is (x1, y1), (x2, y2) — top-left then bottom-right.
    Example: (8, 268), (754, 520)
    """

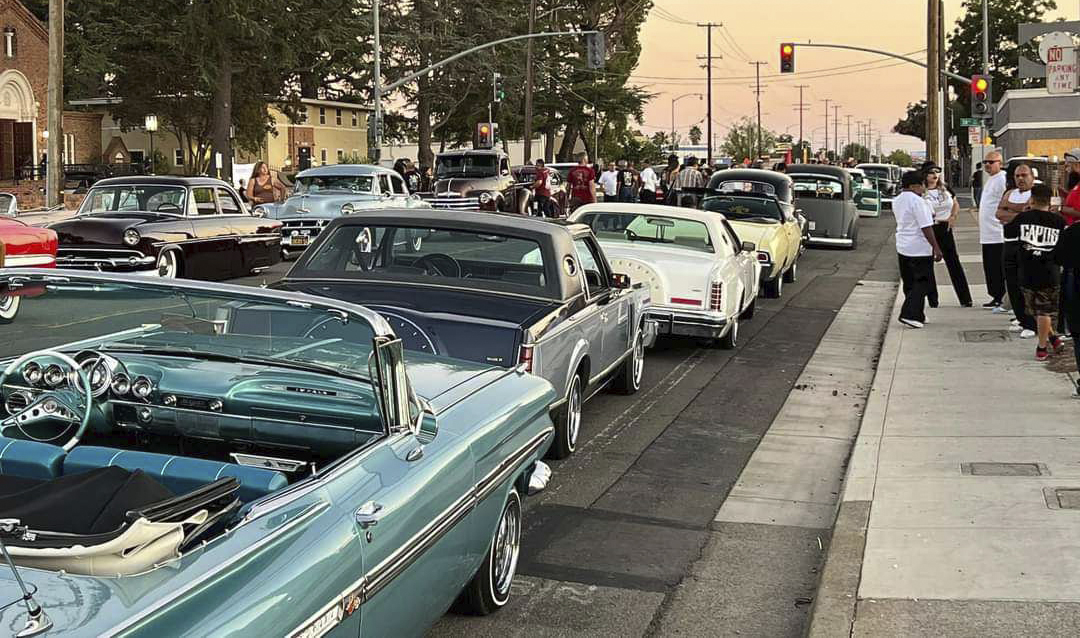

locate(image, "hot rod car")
(0, 269), (555, 636)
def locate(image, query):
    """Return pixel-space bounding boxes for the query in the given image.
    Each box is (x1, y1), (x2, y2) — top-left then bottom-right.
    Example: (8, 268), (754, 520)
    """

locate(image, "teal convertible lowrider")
(0, 269), (555, 636)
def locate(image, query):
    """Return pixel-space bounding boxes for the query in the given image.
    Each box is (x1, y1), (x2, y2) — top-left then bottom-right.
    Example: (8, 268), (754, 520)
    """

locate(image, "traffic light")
(971, 75), (992, 119)
(585, 32), (605, 69)
(477, 122), (493, 149)
(780, 43), (795, 73)
(493, 72), (505, 103)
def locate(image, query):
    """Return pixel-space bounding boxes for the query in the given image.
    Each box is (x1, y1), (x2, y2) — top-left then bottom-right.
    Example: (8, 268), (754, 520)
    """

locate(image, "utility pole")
(982, 0), (990, 75)
(46, 0), (63, 207)
(927, 0), (941, 164)
(845, 114), (852, 160)
(697, 22), (719, 166)
(833, 104), (841, 160)
(523, 0), (537, 164)
(750, 61), (767, 163)
(372, 0), (382, 163)
(794, 84), (810, 163)
(822, 98), (831, 161)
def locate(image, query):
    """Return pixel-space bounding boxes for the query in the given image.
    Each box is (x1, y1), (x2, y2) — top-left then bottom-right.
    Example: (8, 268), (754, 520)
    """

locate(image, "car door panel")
(188, 186), (240, 279)
(218, 188), (277, 272)
(572, 237), (619, 379)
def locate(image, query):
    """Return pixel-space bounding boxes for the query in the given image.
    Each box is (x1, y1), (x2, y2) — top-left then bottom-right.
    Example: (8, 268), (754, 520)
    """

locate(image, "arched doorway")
(0, 69), (38, 182)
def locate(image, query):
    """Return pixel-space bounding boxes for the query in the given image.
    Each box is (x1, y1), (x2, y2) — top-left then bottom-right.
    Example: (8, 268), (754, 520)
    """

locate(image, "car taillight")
(519, 345), (534, 372)
(709, 281), (723, 311)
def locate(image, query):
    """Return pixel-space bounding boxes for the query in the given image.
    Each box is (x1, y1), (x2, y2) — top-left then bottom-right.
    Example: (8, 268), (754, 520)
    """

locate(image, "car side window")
(378, 175), (391, 195)
(500, 158), (510, 176)
(573, 237), (609, 298)
(191, 187), (219, 215)
(714, 224), (734, 257)
(390, 174), (408, 195)
(216, 188), (243, 215)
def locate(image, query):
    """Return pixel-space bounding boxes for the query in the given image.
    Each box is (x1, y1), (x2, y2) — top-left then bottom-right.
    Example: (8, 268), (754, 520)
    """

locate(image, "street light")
(671, 93), (703, 151)
(145, 115), (158, 175)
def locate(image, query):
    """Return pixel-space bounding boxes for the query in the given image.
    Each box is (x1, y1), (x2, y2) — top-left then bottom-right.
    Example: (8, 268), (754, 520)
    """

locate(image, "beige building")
(69, 97), (372, 175)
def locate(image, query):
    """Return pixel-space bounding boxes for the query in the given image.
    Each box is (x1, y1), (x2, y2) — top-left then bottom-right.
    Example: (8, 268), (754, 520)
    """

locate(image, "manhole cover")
(961, 462), (1047, 476)
(959, 330), (1013, 343)
(1043, 487), (1080, 510)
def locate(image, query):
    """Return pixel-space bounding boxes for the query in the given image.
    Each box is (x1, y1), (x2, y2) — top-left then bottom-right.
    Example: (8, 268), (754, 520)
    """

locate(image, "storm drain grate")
(959, 330), (1014, 343)
(961, 462), (1048, 476)
(1043, 488), (1080, 510)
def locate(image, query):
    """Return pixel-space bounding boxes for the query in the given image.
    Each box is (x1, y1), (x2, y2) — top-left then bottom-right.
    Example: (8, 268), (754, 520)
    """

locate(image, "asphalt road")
(235, 212), (900, 636)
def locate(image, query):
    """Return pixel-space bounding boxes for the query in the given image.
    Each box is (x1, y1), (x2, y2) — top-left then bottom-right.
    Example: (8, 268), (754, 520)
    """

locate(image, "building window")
(64, 133), (75, 164)
(335, 109), (342, 126)
(352, 149), (358, 157)
(174, 149), (185, 166)
(319, 107), (326, 125)
(299, 108), (309, 124)
(3, 27), (15, 59)
(129, 150), (145, 167)
(320, 148), (327, 165)
(336, 149), (344, 162)
(351, 111), (358, 127)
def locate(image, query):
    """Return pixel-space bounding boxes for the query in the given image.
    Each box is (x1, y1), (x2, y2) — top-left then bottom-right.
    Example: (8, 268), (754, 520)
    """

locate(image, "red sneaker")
(1036, 347), (1049, 362)
(1049, 336), (1065, 355)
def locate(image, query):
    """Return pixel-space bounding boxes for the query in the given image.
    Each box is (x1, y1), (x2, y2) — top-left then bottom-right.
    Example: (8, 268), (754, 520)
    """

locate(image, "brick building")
(0, 0), (47, 183)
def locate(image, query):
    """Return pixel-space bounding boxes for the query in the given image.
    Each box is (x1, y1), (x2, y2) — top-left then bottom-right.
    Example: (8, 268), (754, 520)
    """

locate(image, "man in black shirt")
(1017, 185), (1066, 361)
(1053, 216), (1080, 397)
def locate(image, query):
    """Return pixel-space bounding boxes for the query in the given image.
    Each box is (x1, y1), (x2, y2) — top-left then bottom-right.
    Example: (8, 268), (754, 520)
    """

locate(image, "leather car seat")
(0, 437), (65, 480)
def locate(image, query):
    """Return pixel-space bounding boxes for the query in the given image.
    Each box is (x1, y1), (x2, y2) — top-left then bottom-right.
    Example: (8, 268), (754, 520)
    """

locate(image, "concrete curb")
(804, 289), (904, 638)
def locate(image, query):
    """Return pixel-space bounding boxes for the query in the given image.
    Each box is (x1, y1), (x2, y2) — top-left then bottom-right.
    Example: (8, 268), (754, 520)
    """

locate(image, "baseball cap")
(1065, 148), (1080, 162)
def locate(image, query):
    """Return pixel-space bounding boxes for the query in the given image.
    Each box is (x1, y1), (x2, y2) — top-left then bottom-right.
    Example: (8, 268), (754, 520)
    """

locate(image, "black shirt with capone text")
(1016, 208), (1065, 288)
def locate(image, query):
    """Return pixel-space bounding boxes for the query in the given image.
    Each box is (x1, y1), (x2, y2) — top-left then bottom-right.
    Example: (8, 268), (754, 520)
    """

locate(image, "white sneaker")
(1019, 329), (1036, 339)
(1009, 324), (1023, 332)
(1010, 319), (1021, 326)
(899, 318), (924, 329)
(992, 306), (1011, 314)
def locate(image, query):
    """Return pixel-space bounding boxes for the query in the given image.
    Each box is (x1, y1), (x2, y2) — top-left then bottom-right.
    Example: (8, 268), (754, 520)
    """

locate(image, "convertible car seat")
(0, 437), (65, 480)
(63, 446), (288, 503)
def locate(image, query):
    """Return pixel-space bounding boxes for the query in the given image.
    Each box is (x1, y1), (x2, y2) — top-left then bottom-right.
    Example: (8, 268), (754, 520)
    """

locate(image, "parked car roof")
(786, 164), (851, 180)
(572, 202), (727, 226)
(294, 164), (391, 178)
(706, 169), (793, 202)
(335, 208), (590, 239)
(90, 175), (234, 188)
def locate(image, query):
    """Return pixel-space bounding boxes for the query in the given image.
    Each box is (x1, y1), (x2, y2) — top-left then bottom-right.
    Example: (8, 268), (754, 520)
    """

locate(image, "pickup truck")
(419, 149), (531, 214)
(275, 209), (657, 459)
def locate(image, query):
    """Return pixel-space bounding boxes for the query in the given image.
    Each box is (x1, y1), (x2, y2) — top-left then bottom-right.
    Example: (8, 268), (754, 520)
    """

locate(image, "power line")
(628, 57), (923, 87)
(624, 49), (927, 83)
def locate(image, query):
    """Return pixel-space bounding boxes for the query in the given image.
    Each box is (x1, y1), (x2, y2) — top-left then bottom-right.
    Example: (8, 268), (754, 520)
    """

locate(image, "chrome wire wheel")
(157, 251), (179, 278)
(631, 333), (644, 389)
(0, 294), (20, 323)
(489, 490), (521, 605)
(567, 375), (582, 451)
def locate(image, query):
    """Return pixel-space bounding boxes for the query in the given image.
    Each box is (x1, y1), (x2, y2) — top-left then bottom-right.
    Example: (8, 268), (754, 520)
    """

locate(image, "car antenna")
(0, 520), (53, 636)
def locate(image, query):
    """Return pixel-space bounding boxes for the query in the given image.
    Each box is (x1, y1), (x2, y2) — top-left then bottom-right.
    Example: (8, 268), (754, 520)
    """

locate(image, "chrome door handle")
(355, 501), (384, 529)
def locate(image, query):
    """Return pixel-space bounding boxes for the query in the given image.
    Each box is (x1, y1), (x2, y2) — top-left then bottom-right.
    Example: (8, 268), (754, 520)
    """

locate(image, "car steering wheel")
(1, 350), (93, 452)
(413, 253), (462, 278)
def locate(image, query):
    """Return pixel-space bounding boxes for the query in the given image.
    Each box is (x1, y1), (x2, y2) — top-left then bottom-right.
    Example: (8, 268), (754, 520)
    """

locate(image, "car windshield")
(294, 224), (552, 296)
(860, 167), (890, 180)
(714, 181), (776, 197)
(701, 195), (783, 223)
(294, 175), (374, 195)
(791, 176), (845, 199)
(436, 155), (498, 177)
(0, 275), (379, 382)
(78, 185), (188, 215)
(577, 212), (714, 253)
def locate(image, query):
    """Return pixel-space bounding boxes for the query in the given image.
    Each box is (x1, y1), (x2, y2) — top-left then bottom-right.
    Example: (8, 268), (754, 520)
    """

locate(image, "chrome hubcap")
(491, 496), (521, 601)
(632, 335), (644, 387)
(731, 320), (738, 345)
(157, 253), (177, 278)
(567, 377), (582, 449)
(0, 295), (17, 320)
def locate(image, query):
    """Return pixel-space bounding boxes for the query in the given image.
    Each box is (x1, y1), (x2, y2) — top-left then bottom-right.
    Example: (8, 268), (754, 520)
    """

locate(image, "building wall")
(0, 0), (49, 170)
(994, 89), (1080, 159)
(60, 111), (102, 164)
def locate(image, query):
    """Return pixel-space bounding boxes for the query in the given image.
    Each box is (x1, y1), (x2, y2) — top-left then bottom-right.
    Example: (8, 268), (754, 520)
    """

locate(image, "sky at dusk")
(635, 0), (1074, 155)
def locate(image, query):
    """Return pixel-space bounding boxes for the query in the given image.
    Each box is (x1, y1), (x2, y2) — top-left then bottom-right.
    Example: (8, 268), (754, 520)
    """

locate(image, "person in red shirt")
(532, 159), (554, 217)
(1058, 148), (1080, 226)
(566, 153), (597, 212)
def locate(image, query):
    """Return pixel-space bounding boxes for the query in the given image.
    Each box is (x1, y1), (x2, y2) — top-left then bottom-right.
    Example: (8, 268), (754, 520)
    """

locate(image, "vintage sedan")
(786, 164), (860, 249)
(698, 169), (803, 298)
(419, 149), (530, 214)
(47, 176), (282, 279)
(0, 216), (57, 322)
(856, 163), (901, 204)
(256, 164), (429, 258)
(0, 192), (15, 217)
(846, 168), (883, 218)
(277, 210), (656, 460)
(571, 204), (760, 348)
(0, 269), (555, 636)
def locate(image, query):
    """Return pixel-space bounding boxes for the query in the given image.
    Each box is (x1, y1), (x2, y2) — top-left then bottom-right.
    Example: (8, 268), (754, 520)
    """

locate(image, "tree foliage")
(721, 117), (776, 163)
(886, 149), (914, 167)
(688, 125), (702, 145)
(841, 143), (870, 163)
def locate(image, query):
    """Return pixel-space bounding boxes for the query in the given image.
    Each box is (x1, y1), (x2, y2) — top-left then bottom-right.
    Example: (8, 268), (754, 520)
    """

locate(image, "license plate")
(290, 236), (310, 246)
(808, 221), (816, 230)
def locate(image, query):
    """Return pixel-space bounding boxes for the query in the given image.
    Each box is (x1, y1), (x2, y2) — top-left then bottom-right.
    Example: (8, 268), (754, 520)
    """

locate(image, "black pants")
(640, 190), (656, 204)
(604, 194), (619, 203)
(928, 223), (972, 306)
(1003, 242), (1036, 330)
(899, 254), (934, 323)
(533, 194), (552, 217)
(1063, 269), (1080, 373)
(981, 243), (1005, 304)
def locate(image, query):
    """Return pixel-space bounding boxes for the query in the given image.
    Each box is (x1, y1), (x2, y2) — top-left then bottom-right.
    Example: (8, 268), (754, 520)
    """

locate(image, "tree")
(721, 117), (776, 163)
(688, 125), (703, 146)
(886, 149), (914, 167)
(842, 143), (870, 162)
(893, 101), (927, 140)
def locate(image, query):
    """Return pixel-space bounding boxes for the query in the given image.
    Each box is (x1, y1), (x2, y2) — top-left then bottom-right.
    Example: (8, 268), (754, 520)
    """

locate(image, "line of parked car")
(0, 159), (884, 636)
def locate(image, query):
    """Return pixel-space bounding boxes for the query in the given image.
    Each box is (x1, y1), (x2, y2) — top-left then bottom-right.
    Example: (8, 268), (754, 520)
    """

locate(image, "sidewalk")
(809, 208), (1080, 636)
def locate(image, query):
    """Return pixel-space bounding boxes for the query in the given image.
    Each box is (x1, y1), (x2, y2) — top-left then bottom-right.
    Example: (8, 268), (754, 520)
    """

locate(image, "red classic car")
(0, 215), (58, 322)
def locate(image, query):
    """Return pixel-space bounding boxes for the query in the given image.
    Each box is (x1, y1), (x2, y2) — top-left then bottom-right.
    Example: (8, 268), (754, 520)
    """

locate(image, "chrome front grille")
(56, 247), (155, 270)
(422, 195), (481, 210)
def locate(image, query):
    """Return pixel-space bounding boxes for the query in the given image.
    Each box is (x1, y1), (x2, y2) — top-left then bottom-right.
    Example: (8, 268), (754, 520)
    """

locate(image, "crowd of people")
(894, 153), (1080, 398)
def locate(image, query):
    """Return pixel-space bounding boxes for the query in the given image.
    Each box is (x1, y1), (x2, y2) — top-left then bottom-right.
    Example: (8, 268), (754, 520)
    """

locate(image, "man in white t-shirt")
(599, 162), (619, 202)
(639, 164), (659, 204)
(894, 170), (944, 328)
(978, 151), (1008, 308)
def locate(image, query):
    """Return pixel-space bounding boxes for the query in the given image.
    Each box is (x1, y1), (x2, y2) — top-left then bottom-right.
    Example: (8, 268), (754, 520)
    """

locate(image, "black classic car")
(419, 149), (531, 214)
(48, 176), (283, 279)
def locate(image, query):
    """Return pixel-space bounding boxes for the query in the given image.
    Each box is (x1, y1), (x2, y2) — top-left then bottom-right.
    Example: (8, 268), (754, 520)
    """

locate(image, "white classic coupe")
(570, 203), (761, 349)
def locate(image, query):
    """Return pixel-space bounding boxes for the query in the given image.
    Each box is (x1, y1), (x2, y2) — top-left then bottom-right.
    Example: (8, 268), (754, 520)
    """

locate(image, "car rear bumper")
(807, 236), (854, 247)
(645, 307), (727, 339)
